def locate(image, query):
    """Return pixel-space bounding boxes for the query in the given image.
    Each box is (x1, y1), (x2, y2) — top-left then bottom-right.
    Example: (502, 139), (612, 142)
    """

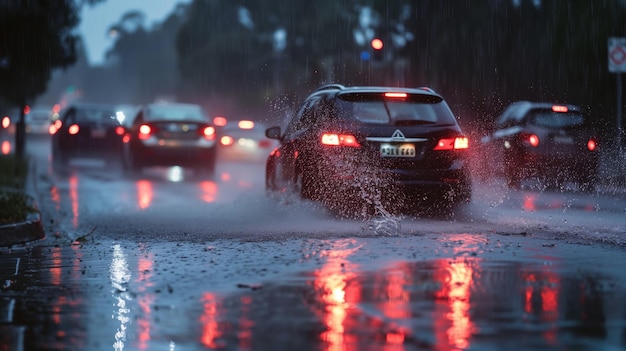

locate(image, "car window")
(528, 111), (585, 128)
(73, 108), (118, 125)
(284, 97), (319, 135)
(146, 105), (207, 122)
(334, 93), (455, 125)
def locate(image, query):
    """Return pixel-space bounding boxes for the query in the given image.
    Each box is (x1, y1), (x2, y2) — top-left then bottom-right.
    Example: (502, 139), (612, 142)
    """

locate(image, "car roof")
(498, 101), (584, 124)
(311, 84), (442, 98)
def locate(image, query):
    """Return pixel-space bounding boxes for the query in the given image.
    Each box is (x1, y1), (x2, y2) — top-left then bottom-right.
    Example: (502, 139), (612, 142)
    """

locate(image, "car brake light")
(238, 120), (254, 129)
(433, 137), (469, 150)
(49, 125), (57, 135)
(552, 105), (568, 113)
(587, 139), (597, 151)
(138, 124), (152, 140)
(68, 124), (79, 135)
(384, 92), (407, 99)
(122, 134), (130, 143)
(220, 135), (234, 146)
(202, 126), (216, 140)
(1, 116), (9, 129)
(528, 134), (539, 147)
(321, 133), (361, 147)
(115, 126), (125, 136)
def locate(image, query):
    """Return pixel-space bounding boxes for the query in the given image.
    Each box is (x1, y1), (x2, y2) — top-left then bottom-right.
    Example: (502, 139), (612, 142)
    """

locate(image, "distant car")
(25, 108), (52, 135)
(218, 120), (277, 162)
(265, 84), (472, 215)
(122, 102), (217, 174)
(488, 101), (599, 191)
(51, 103), (125, 167)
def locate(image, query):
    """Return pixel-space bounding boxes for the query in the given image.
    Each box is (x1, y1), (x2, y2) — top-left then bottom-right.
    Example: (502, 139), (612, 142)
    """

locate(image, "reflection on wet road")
(7, 235), (625, 350)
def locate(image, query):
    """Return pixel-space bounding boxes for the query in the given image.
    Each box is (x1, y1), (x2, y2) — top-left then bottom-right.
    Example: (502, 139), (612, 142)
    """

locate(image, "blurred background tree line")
(2, 0), (626, 146)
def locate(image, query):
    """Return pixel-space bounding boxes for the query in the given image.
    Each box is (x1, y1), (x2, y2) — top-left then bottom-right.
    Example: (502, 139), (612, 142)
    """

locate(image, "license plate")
(91, 129), (106, 138)
(380, 143), (416, 157)
(553, 136), (573, 144)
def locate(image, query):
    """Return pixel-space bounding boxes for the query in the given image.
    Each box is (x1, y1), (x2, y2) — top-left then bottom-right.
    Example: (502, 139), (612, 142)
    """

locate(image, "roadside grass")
(0, 154), (35, 225)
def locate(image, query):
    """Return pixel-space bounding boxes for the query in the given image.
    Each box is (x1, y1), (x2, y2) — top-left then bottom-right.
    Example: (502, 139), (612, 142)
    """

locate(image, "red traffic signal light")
(371, 38), (384, 50)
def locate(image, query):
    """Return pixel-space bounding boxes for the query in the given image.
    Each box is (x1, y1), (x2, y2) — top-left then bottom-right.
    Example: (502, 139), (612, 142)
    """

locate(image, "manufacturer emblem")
(391, 130), (405, 141)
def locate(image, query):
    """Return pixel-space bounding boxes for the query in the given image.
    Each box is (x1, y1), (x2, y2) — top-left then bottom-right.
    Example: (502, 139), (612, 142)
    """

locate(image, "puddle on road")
(210, 257), (626, 351)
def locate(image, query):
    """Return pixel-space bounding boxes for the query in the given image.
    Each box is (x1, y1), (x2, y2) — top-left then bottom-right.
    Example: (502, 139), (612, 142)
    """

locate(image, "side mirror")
(265, 126), (281, 140)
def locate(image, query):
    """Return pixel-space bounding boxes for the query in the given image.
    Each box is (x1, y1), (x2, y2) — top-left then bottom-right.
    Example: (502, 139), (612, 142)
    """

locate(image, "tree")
(0, 0), (85, 160)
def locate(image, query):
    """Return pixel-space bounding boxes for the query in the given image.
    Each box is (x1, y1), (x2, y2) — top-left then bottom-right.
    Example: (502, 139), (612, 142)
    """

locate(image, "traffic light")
(371, 38), (384, 61)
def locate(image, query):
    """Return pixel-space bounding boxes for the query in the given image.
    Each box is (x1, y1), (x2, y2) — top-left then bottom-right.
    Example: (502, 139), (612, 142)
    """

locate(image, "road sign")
(609, 37), (626, 73)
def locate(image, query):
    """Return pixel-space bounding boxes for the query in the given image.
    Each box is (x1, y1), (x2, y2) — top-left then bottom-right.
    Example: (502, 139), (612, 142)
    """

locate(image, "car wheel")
(297, 170), (317, 200)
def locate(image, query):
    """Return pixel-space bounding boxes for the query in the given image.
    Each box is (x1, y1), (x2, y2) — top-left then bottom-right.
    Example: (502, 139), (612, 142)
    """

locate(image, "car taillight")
(433, 137), (469, 150)
(138, 124), (152, 140)
(587, 139), (597, 151)
(320, 133), (361, 147)
(220, 135), (234, 146)
(201, 126), (216, 140)
(115, 126), (125, 136)
(258, 140), (272, 148)
(520, 133), (539, 147)
(68, 124), (80, 135)
(1, 116), (9, 129)
(49, 120), (62, 135)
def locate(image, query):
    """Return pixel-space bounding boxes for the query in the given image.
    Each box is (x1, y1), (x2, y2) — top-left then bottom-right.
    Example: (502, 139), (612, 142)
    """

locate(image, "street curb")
(0, 158), (45, 247)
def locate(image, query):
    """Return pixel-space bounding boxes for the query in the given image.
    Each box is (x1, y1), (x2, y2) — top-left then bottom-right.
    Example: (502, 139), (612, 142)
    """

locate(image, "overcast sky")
(78, 0), (189, 66)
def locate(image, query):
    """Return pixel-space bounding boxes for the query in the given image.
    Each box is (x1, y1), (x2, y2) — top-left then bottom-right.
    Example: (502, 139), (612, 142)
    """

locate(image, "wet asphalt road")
(1, 135), (626, 351)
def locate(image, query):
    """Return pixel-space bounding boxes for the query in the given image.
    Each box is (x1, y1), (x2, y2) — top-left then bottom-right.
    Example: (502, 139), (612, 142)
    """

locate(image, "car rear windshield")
(529, 110), (585, 128)
(334, 92), (457, 126)
(147, 105), (207, 122)
(75, 108), (118, 125)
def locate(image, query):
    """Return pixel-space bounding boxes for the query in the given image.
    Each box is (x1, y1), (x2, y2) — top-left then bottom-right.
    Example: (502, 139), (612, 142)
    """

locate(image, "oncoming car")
(122, 102), (217, 175)
(265, 84), (472, 216)
(51, 103), (125, 167)
(489, 101), (599, 191)
(218, 120), (277, 162)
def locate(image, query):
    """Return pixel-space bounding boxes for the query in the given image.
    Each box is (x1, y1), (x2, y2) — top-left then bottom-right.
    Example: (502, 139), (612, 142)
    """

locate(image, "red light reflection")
(136, 251), (155, 350)
(1, 140), (10, 155)
(199, 181), (217, 202)
(200, 293), (223, 348)
(69, 175), (79, 228)
(136, 180), (153, 209)
(433, 258), (480, 351)
(238, 296), (254, 350)
(524, 271), (560, 345)
(312, 240), (362, 351)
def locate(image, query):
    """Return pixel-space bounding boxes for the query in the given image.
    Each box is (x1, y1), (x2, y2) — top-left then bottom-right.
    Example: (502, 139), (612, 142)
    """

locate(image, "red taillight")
(115, 126), (125, 136)
(202, 126), (216, 140)
(321, 133), (361, 147)
(138, 124), (152, 140)
(122, 134), (130, 143)
(49, 125), (57, 135)
(587, 139), (597, 151)
(68, 124), (80, 135)
(258, 140), (272, 148)
(1, 116), (9, 129)
(433, 137), (469, 150)
(220, 135), (234, 146)
(552, 105), (568, 113)
(528, 134), (539, 147)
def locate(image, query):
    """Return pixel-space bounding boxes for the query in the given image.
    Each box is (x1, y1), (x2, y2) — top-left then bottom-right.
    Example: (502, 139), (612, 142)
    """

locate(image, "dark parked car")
(122, 102), (217, 175)
(488, 101), (599, 191)
(51, 103), (125, 167)
(265, 84), (472, 216)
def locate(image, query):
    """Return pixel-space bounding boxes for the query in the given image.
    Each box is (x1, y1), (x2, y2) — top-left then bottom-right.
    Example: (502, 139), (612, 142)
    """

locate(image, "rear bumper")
(130, 144), (217, 167)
